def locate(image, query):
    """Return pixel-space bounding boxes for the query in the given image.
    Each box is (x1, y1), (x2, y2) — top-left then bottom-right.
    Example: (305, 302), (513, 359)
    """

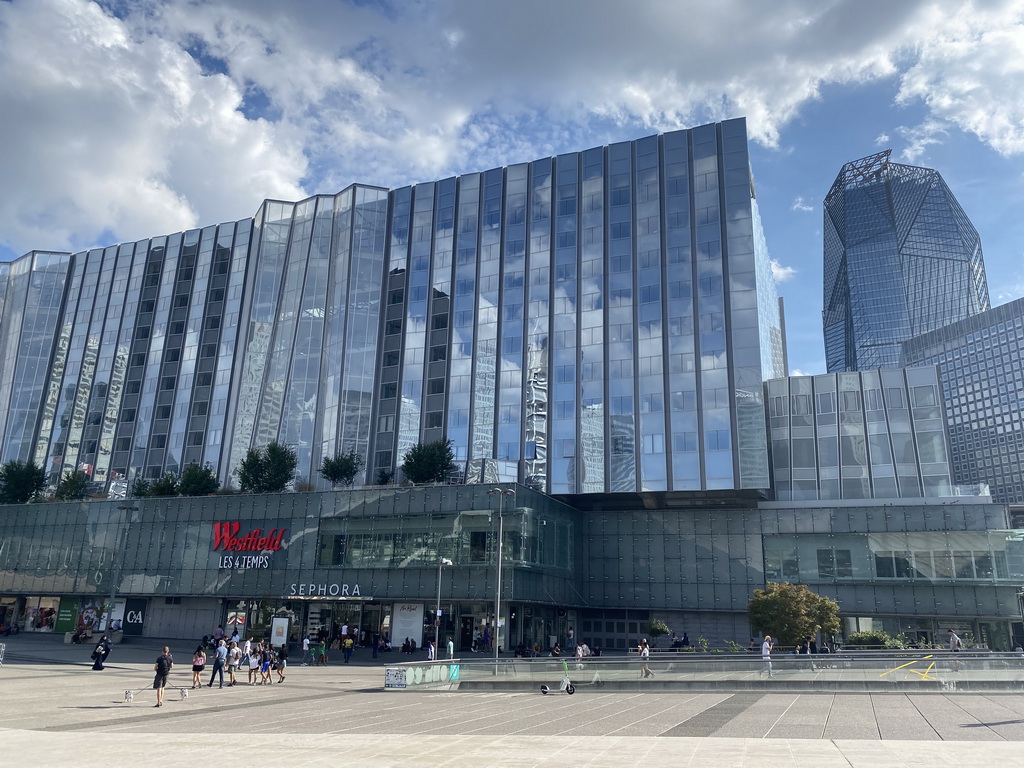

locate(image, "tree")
(149, 472), (179, 497)
(178, 463), (219, 496)
(55, 470), (92, 501)
(237, 441), (297, 493)
(375, 468), (393, 486)
(647, 618), (671, 646)
(237, 448), (264, 493)
(263, 441), (297, 493)
(131, 478), (151, 498)
(748, 582), (841, 648)
(320, 451), (364, 488)
(401, 438), (456, 484)
(0, 459), (46, 504)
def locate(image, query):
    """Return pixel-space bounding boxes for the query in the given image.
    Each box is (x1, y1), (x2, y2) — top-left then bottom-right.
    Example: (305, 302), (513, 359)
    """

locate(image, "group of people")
(146, 635), (288, 709)
(303, 632), (359, 664)
(469, 626), (493, 653)
(190, 637), (289, 689)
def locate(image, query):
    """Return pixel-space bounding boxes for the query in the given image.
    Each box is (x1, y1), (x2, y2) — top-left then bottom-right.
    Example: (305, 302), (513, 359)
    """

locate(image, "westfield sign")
(211, 522), (287, 552)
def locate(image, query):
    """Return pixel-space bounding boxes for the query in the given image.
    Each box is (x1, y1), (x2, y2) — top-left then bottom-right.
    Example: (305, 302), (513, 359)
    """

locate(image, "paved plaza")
(2, 635), (1024, 766)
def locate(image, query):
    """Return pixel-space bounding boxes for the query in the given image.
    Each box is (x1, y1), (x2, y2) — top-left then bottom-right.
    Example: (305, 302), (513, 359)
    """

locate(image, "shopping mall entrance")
(224, 598), (390, 646)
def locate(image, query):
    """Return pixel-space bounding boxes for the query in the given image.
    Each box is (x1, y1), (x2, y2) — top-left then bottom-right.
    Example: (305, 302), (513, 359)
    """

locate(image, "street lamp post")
(488, 487), (515, 666)
(109, 504), (138, 632)
(435, 557), (453, 654)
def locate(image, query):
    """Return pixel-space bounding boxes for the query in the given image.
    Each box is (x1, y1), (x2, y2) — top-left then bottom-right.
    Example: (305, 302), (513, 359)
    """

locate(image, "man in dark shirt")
(154, 646), (173, 707)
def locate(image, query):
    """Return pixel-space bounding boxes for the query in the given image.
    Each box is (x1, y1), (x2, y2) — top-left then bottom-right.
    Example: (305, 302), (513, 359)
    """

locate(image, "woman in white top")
(760, 635), (774, 678)
(639, 638), (654, 678)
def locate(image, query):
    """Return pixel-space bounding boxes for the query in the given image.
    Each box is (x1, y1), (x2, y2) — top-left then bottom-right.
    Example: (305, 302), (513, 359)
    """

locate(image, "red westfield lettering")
(212, 521), (287, 552)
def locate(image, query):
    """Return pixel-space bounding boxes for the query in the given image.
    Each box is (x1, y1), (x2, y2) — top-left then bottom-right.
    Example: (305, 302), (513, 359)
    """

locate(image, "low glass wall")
(384, 651), (1024, 692)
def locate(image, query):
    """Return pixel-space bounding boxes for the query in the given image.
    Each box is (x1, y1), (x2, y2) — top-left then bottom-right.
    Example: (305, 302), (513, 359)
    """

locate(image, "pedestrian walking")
(446, 636), (454, 659)
(276, 644), (288, 683)
(153, 646), (173, 708)
(208, 639), (227, 688)
(260, 644), (273, 684)
(343, 635), (354, 663)
(427, 640), (436, 661)
(91, 634), (111, 670)
(190, 645), (206, 689)
(639, 638), (654, 678)
(302, 635), (311, 665)
(948, 628), (963, 671)
(247, 643), (260, 684)
(226, 641), (241, 686)
(760, 635), (774, 678)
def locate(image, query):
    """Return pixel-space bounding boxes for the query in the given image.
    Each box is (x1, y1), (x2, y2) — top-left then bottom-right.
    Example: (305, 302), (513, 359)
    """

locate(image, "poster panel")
(391, 603), (424, 648)
(270, 616), (289, 646)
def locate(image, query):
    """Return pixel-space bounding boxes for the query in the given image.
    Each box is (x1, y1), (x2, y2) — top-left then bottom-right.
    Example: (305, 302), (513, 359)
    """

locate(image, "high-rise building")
(0, 119), (784, 496)
(822, 150), (989, 372)
(901, 297), (1024, 504)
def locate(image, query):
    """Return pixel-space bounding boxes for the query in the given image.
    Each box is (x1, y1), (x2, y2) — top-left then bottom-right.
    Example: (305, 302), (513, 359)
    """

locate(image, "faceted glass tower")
(0, 119), (784, 496)
(823, 150), (989, 372)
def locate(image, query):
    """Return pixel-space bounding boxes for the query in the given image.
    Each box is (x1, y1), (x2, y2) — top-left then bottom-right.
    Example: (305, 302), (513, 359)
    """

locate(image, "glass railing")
(383, 651), (1024, 692)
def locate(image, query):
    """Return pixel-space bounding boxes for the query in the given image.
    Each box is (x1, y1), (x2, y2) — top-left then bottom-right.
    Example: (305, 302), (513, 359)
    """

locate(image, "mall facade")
(0, 485), (1021, 651)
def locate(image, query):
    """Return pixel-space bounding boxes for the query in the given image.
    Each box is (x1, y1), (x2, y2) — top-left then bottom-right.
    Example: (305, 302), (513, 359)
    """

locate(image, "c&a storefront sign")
(211, 521), (287, 570)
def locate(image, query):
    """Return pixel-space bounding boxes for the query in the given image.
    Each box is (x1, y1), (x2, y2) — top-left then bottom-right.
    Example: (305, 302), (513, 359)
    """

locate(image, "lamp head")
(440, 558), (453, 566)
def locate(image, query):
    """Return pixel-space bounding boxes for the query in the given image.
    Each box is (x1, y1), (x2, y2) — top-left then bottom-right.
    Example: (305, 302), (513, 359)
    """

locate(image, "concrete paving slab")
(3, 633), (1024, 765)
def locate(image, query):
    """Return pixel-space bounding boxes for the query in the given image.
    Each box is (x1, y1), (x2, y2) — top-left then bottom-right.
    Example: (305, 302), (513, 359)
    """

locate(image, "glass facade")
(0, 119), (783, 496)
(823, 150), (989, 372)
(766, 367), (955, 500)
(0, 488), (1019, 649)
(901, 296), (1024, 503)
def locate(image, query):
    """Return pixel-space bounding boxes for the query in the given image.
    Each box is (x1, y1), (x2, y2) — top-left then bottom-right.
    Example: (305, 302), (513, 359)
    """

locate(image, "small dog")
(124, 689), (134, 703)
(178, 688), (189, 701)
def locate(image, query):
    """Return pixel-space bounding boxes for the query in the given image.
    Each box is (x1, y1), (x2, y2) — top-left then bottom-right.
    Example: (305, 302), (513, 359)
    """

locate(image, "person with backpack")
(153, 646), (173, 707)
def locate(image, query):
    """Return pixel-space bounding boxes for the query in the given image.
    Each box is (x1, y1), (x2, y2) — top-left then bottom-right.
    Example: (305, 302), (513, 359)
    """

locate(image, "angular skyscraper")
(0, 119), (784, 496)
(822, 150), (989, 372)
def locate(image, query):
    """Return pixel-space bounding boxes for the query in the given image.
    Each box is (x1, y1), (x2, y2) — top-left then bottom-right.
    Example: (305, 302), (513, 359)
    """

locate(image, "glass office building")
(766, 368), (956, 501)
(823, 150), (989, 372)
(0, 119), (783, 497)
(901, 297), (1024, 503)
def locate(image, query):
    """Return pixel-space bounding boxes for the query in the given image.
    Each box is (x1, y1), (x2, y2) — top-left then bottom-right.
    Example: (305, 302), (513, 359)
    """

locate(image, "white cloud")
(896, 119), (950, 162)
(771, 259), (798, 282)
(875, 132), (891, 145)
(0, 0), (306, 255)
(789, 368), (813, 377)
(896, 1), (1024, 157)
(3, 0), (1024, 255)
(791, 196), (814, 212)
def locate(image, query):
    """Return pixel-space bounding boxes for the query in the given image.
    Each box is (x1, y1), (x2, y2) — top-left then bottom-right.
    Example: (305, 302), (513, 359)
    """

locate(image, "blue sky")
(1, 0), (1023, 376)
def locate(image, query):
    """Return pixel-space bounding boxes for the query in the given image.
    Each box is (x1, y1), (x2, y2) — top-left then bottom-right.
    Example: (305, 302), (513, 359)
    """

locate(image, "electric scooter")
(539, 659), (575, 695)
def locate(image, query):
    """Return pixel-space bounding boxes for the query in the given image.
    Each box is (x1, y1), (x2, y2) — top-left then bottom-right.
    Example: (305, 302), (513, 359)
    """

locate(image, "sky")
(2, 0), (1024, 377)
